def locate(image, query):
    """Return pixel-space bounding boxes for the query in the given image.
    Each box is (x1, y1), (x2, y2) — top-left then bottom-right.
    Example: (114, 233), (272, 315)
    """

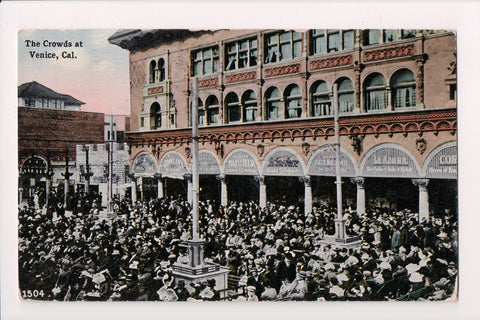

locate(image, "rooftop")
(18, 81), (85, 105)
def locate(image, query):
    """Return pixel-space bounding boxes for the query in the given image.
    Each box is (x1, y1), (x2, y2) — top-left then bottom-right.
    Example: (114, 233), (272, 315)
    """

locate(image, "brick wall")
(18, 107), (105, 164)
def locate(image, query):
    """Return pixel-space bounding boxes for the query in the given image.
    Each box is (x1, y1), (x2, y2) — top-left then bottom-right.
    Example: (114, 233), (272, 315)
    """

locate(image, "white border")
(2, 1), (480, 320)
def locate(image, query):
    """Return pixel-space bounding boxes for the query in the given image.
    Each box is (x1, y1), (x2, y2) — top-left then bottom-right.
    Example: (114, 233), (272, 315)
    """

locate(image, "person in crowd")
(18, 191), (458, 301)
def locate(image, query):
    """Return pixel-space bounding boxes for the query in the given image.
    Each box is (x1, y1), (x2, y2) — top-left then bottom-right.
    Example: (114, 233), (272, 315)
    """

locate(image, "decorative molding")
(257, 144), (265, 157)
(198, 77), (218, 88)
(126, 109), (457, 148)
(416, 138), (427, 154)
(310, 55), (353, 70)
(130, 60), (145, 88)
(147, 86), (164, 95)
(350, 134), (364, 156)
(264, 64), (300, 78)
(364, 44), (414, 62)
(225, 71), (256, 84)
(301, 142), (310, 156)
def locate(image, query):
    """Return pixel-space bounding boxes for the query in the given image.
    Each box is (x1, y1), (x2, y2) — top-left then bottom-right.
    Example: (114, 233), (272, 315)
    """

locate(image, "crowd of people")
(18, 190), (458, 302)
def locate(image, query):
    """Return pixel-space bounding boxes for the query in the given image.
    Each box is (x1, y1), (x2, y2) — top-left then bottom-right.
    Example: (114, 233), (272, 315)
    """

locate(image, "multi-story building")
(109, 29), (457, 221)
(18, 82), (104, 204)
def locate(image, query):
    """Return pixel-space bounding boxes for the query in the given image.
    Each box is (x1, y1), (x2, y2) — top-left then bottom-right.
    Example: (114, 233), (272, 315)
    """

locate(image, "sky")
(18, 29), (130, 115)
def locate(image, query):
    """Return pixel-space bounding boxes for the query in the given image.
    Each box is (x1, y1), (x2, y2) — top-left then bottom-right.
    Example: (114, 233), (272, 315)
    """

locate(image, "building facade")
(109, 29), (457, 221)
(18, 82), (105, 205)
(72, 142), (131, 205)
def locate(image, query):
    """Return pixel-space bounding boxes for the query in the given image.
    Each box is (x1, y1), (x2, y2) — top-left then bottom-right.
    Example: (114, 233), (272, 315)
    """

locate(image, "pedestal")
(171, 239), (229, 293)
(319, 218), (363, 249)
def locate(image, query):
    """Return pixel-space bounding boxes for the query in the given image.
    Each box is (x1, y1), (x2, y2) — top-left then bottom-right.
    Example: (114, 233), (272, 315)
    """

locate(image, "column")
(415, 54), (426, 109)
(217, 175), (228, 207)
(256, 176), (267, 208)
(45, 177), (51, 206)
(155, 173), (164, 199)
(131, 175), (137, 204)
(351, 177), (365, 217)
(412, 179), (429, 223)
(138, 176), (144, 202)
(301, 176), (312, 216)
(386, 86), (393, 111)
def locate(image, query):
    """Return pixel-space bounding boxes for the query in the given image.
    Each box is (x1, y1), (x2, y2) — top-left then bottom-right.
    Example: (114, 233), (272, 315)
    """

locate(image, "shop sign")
(224, 151), (259, 175)
(159, 152), (187, 179)
(362, 146), (418, 178)
(308, 146), (356, 177)
(263, 150), (304, 176)
(198, 152), (220, 175)
(132, 153), (157, 175)
(424, 144), (457, 179)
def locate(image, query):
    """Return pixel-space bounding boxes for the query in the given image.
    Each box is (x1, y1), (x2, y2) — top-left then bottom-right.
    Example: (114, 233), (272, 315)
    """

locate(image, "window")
(192, 46), (219, 76)
(285, 84), (302, 119)
(311, 80), (331, 116)
(265, 87), (281, 120)
(190, 98), (205, 126)
(205, 95), (219, 125)
(149, 60), (156, 84)
(225, 93), (241, 123)
(25, 97), (35, 107)
(335, 78), (354, 113)
(449, 84), (456, 101)
(225, 38), (257, 71)
(311, 30), (354, 55)
(140, 117), (145, 127)
(242, 90), (257, 122)
(157, 58), (165, 82)
(150, 102), (161, 129)
(391, 69), (416, 108)
(365, 29), (417, 45)
(365, 73), (387, 111)
(265, 30), (302, 63)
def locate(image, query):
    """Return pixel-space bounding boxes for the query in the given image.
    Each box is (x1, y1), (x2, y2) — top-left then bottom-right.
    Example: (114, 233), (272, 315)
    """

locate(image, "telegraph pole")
(61, 147), (72, 208)
(83, 146), (93, 194)
(107, 115), (114, 213)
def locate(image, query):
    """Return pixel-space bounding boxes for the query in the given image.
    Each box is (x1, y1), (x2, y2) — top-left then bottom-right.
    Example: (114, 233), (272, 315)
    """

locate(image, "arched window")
(311, 80), (331, 116)
(149, 60), (156, 84)
(150, 102), (161, 129)
(242, 90), (257, 122)
(265, 87), (281, 120)
(391, 69), (416, 109)
(285, 84), (302, 119)
(206, 95), (219, 125)
(158, 58), (165, 82)
(364, 73), (387, 111)
(225, 93), (240, 123)
(335, 77), (354, 113)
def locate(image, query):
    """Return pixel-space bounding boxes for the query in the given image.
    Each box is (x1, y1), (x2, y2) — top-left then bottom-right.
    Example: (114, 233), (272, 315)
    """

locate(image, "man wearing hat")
(247, 267), (265, 301)
(174, 280), (190, 301)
